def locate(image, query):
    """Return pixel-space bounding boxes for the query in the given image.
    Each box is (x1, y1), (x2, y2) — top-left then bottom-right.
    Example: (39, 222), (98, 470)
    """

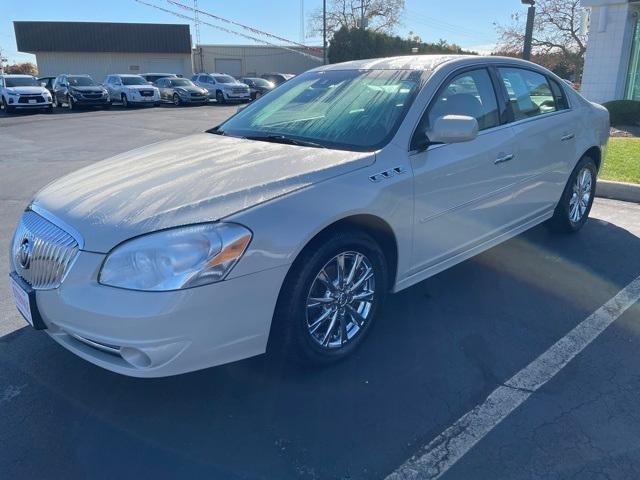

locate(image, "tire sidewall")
(273, 231), (388, 364)
(556, 157), (597, 232)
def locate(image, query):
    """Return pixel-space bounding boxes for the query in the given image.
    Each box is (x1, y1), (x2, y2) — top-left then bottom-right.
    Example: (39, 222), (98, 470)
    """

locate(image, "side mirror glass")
(427, 115), (479, 145)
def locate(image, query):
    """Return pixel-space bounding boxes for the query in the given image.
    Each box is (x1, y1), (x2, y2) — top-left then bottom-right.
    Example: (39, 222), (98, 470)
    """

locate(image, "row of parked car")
(0, 71), (294, 114)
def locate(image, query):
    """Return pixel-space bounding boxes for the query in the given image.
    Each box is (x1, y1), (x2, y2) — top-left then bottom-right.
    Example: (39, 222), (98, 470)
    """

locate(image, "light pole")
(323, 0), (327, 64)
(521, 0), (536, 61)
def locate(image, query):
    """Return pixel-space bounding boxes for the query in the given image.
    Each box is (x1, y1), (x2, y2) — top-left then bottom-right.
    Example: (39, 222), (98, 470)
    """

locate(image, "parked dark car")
(154, 77), (208, 105)
(260, 73), (295, 86)
(240, 77), (275, 100)
(37, 76), (56, 97)
(142, 73), (178, 84)
(53, 74), (110, 110)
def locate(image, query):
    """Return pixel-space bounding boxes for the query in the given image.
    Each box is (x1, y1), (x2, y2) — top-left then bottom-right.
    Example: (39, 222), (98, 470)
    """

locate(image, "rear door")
(496, 67), (577, 213)
(409, 67), (524, 274)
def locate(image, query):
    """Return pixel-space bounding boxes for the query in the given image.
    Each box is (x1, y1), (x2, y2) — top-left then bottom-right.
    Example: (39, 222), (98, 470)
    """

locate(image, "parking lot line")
(387, 275), (640, 480)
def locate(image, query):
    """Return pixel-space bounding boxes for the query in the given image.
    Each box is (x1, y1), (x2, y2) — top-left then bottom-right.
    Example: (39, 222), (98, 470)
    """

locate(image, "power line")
(167, 0), (322, 55)
(135, 0), (322, 62)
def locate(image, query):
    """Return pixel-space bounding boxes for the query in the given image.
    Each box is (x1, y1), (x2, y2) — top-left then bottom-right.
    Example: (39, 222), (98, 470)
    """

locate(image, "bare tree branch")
(307, 0), (405, 38)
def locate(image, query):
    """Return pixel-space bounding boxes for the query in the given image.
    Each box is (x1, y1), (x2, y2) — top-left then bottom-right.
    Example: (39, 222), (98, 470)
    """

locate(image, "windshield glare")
(170, 79), (193, 87)
(122, 76), (147, 86)
(69, 76), (96, 86)
(5, 77), (38, 87)
(251, 78), (273, 88)
(215, 75), (236, 84)
(217, 69), (423, 151)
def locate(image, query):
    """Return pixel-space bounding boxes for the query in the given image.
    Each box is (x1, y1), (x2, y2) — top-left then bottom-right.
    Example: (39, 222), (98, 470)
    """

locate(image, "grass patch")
(601, 137), (640, 184)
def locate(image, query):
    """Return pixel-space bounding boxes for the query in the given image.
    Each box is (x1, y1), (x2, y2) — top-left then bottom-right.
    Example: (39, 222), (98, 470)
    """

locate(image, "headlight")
(99, 223), (252, 291)
(7, 91), (19, 96)
(202, 88), (209, 94)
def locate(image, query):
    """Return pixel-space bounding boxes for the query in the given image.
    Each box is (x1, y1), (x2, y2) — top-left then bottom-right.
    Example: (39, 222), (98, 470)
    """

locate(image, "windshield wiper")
(243, 134), (326, 149)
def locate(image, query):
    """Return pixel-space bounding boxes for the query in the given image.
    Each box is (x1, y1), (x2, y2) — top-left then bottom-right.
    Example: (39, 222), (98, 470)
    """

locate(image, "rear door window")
(498, 67), (558, 121)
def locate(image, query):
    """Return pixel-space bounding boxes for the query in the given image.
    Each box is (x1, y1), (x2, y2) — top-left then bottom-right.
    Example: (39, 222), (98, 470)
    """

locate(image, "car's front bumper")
(10, 99), (52, 109)
(71, 96), (110, 106)
(34, 251), (288, 377)
(222, 91), (251, 102)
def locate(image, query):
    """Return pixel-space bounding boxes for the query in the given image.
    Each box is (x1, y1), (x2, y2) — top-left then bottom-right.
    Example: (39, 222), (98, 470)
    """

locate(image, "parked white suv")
(192, 73), (250, 103)
(10, 56), (609, 377)
(1, 74), (53, 114)
(103, 74), (160, 107)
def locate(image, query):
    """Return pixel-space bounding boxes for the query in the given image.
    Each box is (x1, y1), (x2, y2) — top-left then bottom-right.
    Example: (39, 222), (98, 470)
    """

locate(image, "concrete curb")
(596, 180), (640, 204)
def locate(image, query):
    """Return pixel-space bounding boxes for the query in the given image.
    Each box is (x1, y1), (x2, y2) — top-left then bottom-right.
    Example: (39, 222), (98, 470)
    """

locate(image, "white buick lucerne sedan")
(9, 55), (609, 377)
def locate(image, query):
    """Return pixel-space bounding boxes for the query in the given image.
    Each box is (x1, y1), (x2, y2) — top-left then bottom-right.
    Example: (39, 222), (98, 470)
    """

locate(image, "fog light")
(8, 98), (14, 104)
(120, 347), (152, 368)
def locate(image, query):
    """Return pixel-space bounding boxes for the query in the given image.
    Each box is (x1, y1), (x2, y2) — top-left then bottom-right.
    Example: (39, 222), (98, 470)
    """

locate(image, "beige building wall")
(35, 52), (193, 81)
(194, 45), (322, 76)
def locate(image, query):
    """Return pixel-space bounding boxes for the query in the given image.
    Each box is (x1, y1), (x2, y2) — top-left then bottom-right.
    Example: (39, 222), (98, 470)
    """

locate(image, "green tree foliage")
(328, 27), (475, 64)
(4, 62), (38, 76)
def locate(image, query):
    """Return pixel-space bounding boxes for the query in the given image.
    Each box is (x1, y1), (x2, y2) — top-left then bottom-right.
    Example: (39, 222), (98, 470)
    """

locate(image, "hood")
(176, 85), (205, 93)
(70, 86), (105, 93)
(33, 134), (374, 252)
(7, 86), (47, 95)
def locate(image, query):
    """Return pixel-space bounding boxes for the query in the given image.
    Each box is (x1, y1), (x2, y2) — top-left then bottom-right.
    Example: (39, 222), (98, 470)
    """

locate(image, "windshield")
(5, 77), (38, 87)
(216, 69), (423, 151)
(169, 79), (193, 87)
(68, 76), (96, 86)
(214, 75), (236, 84)
(122, 76), (147, 86)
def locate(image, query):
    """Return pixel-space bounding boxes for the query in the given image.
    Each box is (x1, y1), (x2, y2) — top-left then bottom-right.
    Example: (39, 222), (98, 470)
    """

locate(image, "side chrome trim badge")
(369, 166), (408, 183)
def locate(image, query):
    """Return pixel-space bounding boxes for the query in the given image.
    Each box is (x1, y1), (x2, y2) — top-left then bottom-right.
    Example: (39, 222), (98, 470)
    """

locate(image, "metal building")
(14, 21), (193, 81)
(193, 44), (322, 77)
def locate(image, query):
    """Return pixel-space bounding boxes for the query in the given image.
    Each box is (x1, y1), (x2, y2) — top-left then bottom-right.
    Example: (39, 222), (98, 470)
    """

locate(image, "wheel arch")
(582, 146), (602, 171)
(287, 213), (399, 292)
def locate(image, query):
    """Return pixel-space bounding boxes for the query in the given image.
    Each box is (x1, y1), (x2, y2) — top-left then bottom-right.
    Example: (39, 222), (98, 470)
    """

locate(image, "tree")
(5, 62), (38, 76)
(308, 0), (405, 38)
(495, 0), (587, 80)
(328, 27), (474, 64)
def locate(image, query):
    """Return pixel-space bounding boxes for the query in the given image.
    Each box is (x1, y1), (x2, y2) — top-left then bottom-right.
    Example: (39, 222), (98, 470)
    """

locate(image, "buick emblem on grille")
(19, 238), (32, 269)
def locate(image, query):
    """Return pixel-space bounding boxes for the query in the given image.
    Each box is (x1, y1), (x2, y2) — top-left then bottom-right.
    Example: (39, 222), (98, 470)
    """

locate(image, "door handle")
(561, 133), (575, 142)
(494, 154), (514, 164)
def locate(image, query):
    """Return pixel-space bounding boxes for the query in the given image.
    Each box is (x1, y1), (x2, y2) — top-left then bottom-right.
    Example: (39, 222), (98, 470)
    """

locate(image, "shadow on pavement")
(1, 218), (639, 479)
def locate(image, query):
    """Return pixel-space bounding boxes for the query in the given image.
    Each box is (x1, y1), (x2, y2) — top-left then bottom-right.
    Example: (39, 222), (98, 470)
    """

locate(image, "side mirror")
(427, 115), (479, 144)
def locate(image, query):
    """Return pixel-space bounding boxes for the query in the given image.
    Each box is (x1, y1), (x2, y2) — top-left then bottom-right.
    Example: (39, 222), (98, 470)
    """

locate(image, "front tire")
(173, 93), (181, 106)
(269, 230), (388, 365)
(215, 90), (225, 104)
(3, 97), (14, 114)
(548, 156), (597, 233)
(121, 94), (129, 108)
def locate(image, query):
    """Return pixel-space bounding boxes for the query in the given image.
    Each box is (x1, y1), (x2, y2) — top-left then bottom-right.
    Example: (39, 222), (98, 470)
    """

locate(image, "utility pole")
(323, 0), (327, 64)
(194, 0), (204, 72)
(0, 47), (6, 75)
(360, 0), (366, 29)
(521, 0), (536, 61)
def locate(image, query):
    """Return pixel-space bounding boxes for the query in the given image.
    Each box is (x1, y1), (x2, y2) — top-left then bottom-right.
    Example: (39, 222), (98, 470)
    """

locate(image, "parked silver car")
(191, 73), (251, 103)
(1, 74), (53, 114)
(155, 77), (208, 105)
(103, 74), (160, 107)
(9, 55), (609, 377)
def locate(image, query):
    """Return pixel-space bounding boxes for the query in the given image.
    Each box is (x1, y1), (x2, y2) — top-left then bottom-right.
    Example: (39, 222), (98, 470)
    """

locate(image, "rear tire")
(548, 156), (597, 233)
(268, 229), (388, 365)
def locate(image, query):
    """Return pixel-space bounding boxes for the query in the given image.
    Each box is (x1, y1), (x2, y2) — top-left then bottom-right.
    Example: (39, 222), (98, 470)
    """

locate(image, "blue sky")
(1, 0), (519, 63)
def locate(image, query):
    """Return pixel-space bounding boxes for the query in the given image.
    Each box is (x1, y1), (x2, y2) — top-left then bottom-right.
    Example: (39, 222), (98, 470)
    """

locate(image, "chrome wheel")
(306, 251), (376, 349)
(569, 167), (593, 223)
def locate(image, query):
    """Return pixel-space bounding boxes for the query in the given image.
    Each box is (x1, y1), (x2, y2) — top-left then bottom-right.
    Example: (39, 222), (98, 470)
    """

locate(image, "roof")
(314, 54), (547, 72)
(0, 74), (34, 78)
(14, 21), (191, 54)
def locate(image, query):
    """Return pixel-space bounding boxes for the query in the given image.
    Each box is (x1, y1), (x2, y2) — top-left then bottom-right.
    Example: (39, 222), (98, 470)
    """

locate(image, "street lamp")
(521, 0), (536, 61)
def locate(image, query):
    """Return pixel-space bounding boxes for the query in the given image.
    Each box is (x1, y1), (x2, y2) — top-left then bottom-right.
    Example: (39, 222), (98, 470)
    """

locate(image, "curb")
(596, 180), (640, 204)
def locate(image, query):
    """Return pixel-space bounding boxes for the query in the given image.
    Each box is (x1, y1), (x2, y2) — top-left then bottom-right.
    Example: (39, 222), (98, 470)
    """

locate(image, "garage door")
(215, 59), (242, 77)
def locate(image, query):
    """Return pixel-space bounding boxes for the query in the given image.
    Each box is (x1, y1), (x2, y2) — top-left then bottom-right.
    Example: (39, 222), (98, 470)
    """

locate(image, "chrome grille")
(11, 210), (80, 290)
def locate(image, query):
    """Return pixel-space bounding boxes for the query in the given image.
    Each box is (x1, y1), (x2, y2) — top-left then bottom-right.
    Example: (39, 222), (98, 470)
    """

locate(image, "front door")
(409, 67), (524, 275)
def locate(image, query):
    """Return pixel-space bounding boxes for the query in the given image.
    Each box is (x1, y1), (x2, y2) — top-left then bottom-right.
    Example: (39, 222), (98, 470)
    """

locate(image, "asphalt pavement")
(1, 105), (639, 480)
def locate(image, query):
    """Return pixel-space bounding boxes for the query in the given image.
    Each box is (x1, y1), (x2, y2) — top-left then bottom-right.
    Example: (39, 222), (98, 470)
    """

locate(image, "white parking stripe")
(387, 275), (640, 480)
